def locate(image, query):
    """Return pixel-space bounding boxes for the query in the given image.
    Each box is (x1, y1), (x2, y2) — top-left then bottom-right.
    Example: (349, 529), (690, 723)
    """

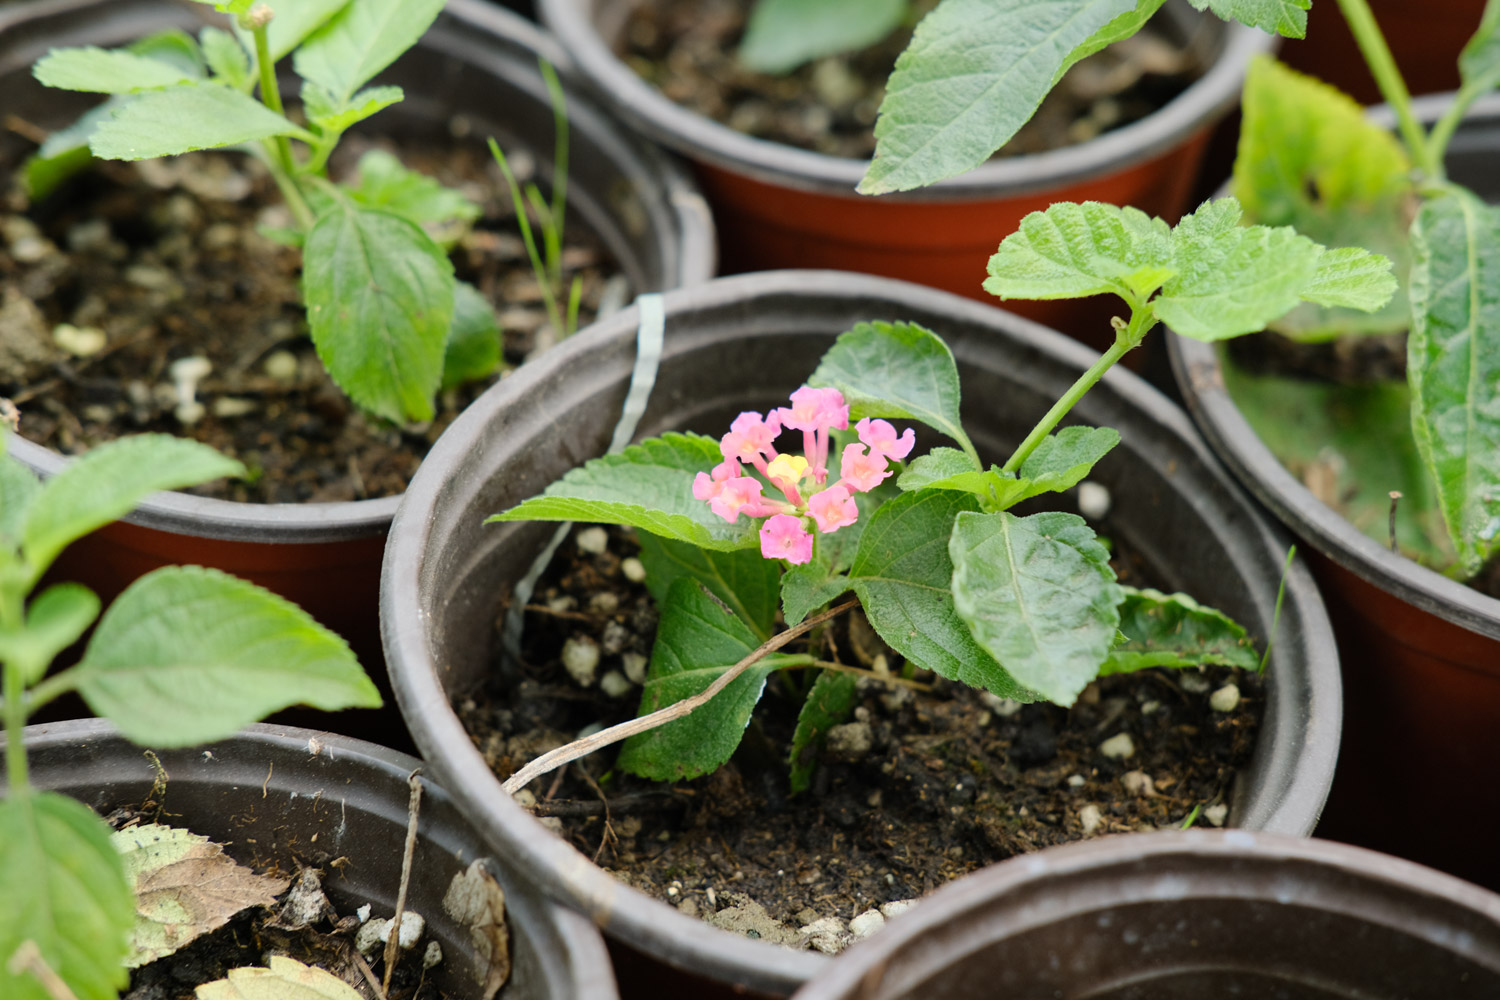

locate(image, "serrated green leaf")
(90, 83), (312, 160)
(1187, 0), (1308, 36)
(636, 532), (781, 641)
(1408, 189), (1500, 577)
(1459, 0), (1500, 89)
(780, 553), (852, 626)
(33, 46), (196, 93)
(440, 281), (502, 392)
(261, 0), (351, 62)
(898, 447), (986, 493)
(811, 320), (970, 448)
(71, 565), (379, 746)
(616, 579), (793, 781)
(984, 201), (1175, 303)
(849, 490), (1037, 700)
(1102, 586), (1258, 673)
(899, 428), (1117, 508)
(1056, 0), (1168, 79)
(21, 435), (243, 581)
(301, 82), (404, 136)
(740, 0), (909, 74)
(0, 583), (100, 685)
(859, 0), (1137, 194)
(293, 0), (444, 105)
(789, 669), (860, 793)
(128, 28), (207, 77)
(949, 509), (1121, 705)
(303, 202), (454, 423)
(347, 148), (480, 231)
(200, 27), (251, 91)
(488, 433), (761, 552)
(196, 956), (364, 1000)
(0, 791), (133, 1000)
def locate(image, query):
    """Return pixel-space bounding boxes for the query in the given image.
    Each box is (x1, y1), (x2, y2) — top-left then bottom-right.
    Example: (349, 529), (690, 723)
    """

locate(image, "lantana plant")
(492, 195), (1395, 790)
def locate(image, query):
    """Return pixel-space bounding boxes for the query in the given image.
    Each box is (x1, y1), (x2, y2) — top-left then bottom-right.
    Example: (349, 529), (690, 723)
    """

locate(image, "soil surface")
(457, 524), (1264, 954)
(620, 0), (1206, 159)
(1, 129), (623, 503)
(1225, 329), (1409, 384)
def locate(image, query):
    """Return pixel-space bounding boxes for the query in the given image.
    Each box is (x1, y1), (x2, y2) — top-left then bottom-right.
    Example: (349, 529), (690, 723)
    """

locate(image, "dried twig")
(382, 769), (423, 996)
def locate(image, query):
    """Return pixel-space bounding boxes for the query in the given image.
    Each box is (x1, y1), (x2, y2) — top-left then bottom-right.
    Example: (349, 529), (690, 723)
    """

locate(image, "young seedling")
(0, 429), (380, 1000)
(491, 196), (1394, 792)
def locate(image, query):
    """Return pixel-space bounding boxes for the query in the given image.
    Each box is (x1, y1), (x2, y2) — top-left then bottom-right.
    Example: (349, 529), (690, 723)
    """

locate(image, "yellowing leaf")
(443, 861), (511, 1000)
(113, 824), (289, 967)
(194, 955), (363, 1000)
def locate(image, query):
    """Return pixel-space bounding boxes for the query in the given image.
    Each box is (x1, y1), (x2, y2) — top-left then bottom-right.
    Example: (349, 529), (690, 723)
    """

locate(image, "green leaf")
(1460, 0), (1500, 90)
(1055, 0), (1168, 78)
(89, 83), (313, 160)
(0, 791), (133, 1000)
(1232, 56), (1414, 340)
(196, 956), (364, 1000)
(811, 320), (970, 447)
(636, 532), (782, 641)
(70, 565), (380, 746)
(200, 27), (251, 91)
(949, 509), (1121, 705)
(301, 82), (404, 136)
(740, 0), (909, 74)
(33, 46), (196, 93)
(859, 0), (1138, 195)
(347, 148), (480, 232)
(848, 491), (1037, 700)
(615, 579), (793, 781)
(293, 0), (445, 105)
(261, 0), (351, 63)
(0, 583), (100, 685)
(984, 200), (1175, 303)
(780, 556), (852, 627)
(788, 669), (860, 793)
(303, 202), (454, 423)
(898, 447), (986, 493)
(440, 281), (502, 392)
(185, 0), (254, 16)
(127, 28), (207, 77)
(1408, 189), (1500, 577)
(1102, 586), (1258, 673)
(0, 450), (42, 547)
(899, 427), (1117, 508)
(21, 435), (243, 580)
(1187, 0), (1309, 37)
(488, 433), (761, 552)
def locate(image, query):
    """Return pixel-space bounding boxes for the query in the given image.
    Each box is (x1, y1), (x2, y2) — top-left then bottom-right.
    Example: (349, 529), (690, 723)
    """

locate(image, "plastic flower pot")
(534, 0), (1271, 350)
(380, 269), (1342, 998)
(789, 829), (1500, 1000)
(0, 0), (715, 746)
(3, 718), (620, 999)
(1168, 94), (1500, 890)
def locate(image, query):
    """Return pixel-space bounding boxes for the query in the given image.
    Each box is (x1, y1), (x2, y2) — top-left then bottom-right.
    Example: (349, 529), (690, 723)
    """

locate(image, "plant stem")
(1332, 0), (1437, 179)
(252, 23), (314, 230)
(1000, 307), (1153, 474)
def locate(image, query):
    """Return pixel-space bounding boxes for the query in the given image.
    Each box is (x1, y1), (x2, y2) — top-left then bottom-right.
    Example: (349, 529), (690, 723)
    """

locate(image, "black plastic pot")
(0, 0), (715, 746)
(381, 270), (1342, 997)
(1168, 93), (1500, 890)
(3, 719), (619, 999)
(789, 829), (1500, 1000)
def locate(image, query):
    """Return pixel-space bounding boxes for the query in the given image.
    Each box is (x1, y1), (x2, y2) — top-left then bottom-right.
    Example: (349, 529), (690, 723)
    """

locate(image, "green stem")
(1425, 70), (1500, 168)
(1332, 0), (1438, 179)
(252, 23), (314, 230)
(21, 669), (75, 719)
(1001, 307), (1154, 474)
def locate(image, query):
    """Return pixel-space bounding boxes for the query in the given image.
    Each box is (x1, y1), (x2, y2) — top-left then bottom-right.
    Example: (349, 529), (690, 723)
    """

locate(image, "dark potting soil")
(457, 524), (1264, 953)
(619, 0), (1207, 160)
(1224, 328), (1410, 384)
(0, 132), (623, 504)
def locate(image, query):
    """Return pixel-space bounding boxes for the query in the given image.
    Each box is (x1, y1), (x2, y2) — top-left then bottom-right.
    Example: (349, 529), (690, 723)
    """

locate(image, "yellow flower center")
(765, 454), (809, 485)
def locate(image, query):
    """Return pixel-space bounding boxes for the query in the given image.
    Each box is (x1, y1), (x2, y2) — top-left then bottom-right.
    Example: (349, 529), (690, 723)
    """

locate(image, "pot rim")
(0, 0), (715, 545)
(1167, 91), (1500, 642)
(381, 269), (1342, 995)
(788, 828), (1500, 1000)
(536, 0), (1274, 201)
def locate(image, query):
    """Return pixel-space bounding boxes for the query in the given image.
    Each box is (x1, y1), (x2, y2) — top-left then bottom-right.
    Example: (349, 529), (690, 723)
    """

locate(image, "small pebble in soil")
(621, 651), (648, 685)
(561, 635), (600, 686)
(849, 910), (885, 938)
(1067, 774), (1087, 788)
(621, 557), (648, 582)
(1203, 803), (1230, 827)
(1078, 480), (1111, 519)
(1210, 683), (1242, 713)
(1100, 732), (1136, 759)
(422, 940), (443, 970)
(880, 900), (916, 919)
(802, 917), (852, 955)
(1179, 670), (1211, 693)
(600, 670), (633, 698)
(1122, 770), (1156, 796)
(263, 349), (299, 380)
(576, 526), (609, 554)
(52, 323), (106, 356)
(1079, 804), (1104, 835)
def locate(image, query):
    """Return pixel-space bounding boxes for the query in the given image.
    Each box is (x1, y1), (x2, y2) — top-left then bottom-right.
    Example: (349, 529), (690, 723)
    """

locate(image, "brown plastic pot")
(380, 270), (1342, 997)
(535, 0), (1272, 350)
(2, 719), (619, 999)
(0, 0), (715, 745)
(1168, 94), (1500, 889)
(789, 830), (1500, 1000)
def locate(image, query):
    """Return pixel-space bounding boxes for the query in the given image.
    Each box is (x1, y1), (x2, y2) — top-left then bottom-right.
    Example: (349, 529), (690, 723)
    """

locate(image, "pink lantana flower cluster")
(693, 386), (915, 565)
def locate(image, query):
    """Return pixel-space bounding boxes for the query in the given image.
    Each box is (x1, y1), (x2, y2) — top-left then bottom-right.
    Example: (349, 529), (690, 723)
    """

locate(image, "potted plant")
(379, 264), (1354, 997)
(1166, 0), (1500, 886)
(0, 0), (715, 739)
(788, 829), (1500, 999)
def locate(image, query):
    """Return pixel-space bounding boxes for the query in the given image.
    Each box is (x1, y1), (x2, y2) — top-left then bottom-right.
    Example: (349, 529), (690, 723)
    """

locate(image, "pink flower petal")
(856, 417), (915, 461)
(808, 485), (858, 534)
(760, 513), (814, 564)
(839, 442), (891, 493)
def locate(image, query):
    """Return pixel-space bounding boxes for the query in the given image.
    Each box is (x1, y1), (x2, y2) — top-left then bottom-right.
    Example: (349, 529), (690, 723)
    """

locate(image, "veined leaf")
(0, 448), (42, 546)
(788, 669), (860, 793)
(1459, 0), (1500, 89)
(811, 320), (970, 447)
(440, 281), (502, 392)
(0, 791), (133, 1000)
(90, 83), (313, 159)
(261, 0), (351, 63)
(899, 427), (1118, 509)
(301, 82), (404, 137)
(984, 201), (1175, 302)
(849, 490), (1037, 700)
(1407, 189), (1500, 577)
(780, 555), (852, 626)
(488, 433), (761, 552)
(1102, 586), (1258, 673)
(859, 0), (1138, 194)
(740, 0), (909, 74)
(200, 27), (251, 92)
(33, 46), (196, 93)
(636, 532), (782, 641)
(71, 566), (380, 746)
(196, 956), (363, 1000)
(1187, 0), (1309, 37)
(0, 583), (100, 686)
(898, 447), (991, 493)
(347, 148), (481, 231)
(303, 201), (454, 423)
(949, 509), (1121, 705)
(1055, 0), (1168, 79)
(293, 0), (445, 105)
(616, 579), (794, 781)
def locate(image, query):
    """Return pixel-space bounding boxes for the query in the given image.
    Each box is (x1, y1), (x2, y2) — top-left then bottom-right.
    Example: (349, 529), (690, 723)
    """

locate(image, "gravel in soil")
(619, 0), (1207, 160)
(457, 524), (1264, 954)
(1, 129), (624, 503)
